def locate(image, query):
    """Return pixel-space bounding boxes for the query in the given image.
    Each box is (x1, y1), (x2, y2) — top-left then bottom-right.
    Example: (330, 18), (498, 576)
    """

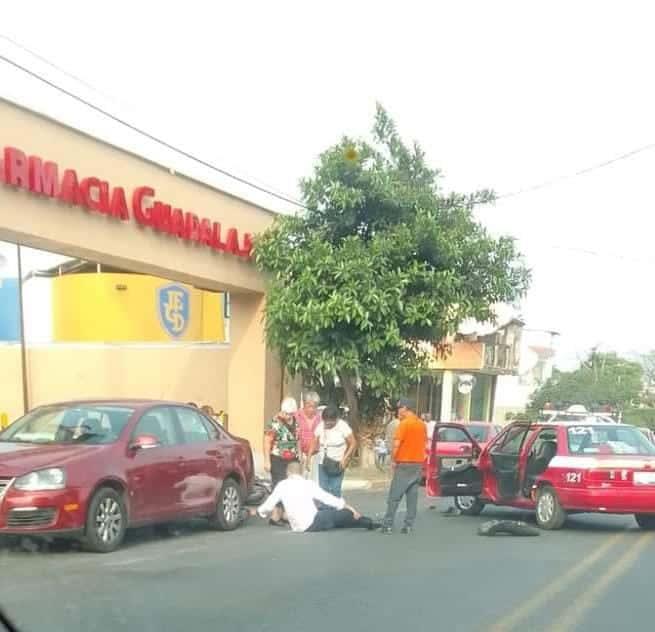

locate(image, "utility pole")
(16, 244), (29, 414)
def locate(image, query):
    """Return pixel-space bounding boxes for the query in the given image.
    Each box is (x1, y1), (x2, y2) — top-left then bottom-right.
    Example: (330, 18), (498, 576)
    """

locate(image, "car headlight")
(14, 468), (66, 491)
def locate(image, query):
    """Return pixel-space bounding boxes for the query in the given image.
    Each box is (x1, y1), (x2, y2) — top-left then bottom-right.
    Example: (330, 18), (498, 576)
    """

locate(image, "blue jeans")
(319, 464), (345, 497)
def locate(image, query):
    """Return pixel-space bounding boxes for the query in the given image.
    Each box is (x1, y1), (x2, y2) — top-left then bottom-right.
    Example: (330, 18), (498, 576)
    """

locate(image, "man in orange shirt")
(381, 398), (427, 534)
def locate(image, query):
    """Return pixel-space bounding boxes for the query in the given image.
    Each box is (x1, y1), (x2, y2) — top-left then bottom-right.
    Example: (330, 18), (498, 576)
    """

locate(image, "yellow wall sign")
(52, 273), (226, 343)
(0, 413), (9, 429)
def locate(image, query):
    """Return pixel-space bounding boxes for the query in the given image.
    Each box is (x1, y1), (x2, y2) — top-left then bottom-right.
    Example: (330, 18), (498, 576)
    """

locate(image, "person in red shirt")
(296, 391), (322, 482)
(381, 398), (427, 535)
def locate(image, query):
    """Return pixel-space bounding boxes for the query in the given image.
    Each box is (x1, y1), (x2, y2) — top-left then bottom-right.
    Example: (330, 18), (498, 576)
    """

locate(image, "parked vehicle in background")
(426, 421), (655, 529)
(637, 426), (655, 445)
(421, 422), (502, 485)
(541, 404), (617, 424)
(0, 400), (254, 552)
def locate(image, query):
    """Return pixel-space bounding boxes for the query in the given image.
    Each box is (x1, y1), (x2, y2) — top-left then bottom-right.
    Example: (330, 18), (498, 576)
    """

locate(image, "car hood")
(0, 442), (108, 478)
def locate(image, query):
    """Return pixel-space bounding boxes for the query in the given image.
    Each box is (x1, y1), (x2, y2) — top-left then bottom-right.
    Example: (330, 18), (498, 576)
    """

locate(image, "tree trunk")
(338, 370), (361, 430)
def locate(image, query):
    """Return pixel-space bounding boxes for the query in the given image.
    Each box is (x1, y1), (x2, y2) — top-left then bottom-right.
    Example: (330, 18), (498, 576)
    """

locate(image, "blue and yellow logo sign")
(157, 284), (190, 338)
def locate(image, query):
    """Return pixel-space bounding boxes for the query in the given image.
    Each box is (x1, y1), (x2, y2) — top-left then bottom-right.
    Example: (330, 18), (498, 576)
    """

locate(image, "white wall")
(494, 330), (558, 421)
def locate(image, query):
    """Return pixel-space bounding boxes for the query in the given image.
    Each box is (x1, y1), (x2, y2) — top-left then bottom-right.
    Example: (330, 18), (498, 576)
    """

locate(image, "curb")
(343, 478), (389, 491)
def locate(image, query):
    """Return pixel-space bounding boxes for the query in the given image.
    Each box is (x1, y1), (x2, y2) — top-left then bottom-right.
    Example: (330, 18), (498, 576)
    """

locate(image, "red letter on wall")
(151, 201), (173, 233)
(97, 181), (111, 214)
(109, 187), (130, 220)
(4, 147), (29, 189)
(79, 177), (103, 212)
(198, 219), (213, 247)
(59, 169), (83, 206)
(28, 157), (60, 197)
(132, 187), (154, 226)
(211, 222), (226, 251)
(224, 228), (240, 255)
(184, 213), (200, 242)
(170, 209), (186, 238)
(239, 233), (254, 258)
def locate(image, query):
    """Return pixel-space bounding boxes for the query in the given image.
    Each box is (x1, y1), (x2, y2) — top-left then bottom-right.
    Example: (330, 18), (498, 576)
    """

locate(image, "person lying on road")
(250, 462), (380, 533)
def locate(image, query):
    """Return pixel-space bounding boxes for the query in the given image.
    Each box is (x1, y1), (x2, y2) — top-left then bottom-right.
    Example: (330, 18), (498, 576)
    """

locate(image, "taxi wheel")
(454, 495), (485, 516)
(84, 487), (127, 553)
(210, 479), (243, 531)
(634, 514), (655, 529)
(535, 486), (566, 530)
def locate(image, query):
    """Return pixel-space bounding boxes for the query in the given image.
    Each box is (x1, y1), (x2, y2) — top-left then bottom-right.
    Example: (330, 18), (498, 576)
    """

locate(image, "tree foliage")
(529, 350), (644, 412)
(255, 105), (530, 425)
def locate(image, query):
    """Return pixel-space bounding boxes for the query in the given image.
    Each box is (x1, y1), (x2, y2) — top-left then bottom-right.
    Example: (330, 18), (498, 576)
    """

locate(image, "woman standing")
(309, 404), (356, 497)
(264, 397), (300, 488)
(296, 391), (322, 483)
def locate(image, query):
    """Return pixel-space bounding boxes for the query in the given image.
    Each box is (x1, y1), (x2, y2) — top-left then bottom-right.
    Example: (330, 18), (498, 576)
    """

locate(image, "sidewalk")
(343, 466), (390, 491)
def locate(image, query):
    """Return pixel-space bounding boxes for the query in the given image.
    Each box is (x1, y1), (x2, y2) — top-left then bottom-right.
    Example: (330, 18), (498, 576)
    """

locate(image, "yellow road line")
(488, 532), (627, 632)
(545, 532), (653, 632)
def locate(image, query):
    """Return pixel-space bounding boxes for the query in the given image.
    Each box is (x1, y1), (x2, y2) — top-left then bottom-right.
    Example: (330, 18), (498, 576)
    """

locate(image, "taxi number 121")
(565, 471), (582, 483)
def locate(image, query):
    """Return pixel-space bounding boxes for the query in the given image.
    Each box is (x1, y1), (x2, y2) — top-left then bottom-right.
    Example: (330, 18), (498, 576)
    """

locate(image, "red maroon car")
(0, 400), (254, 552)
(427, 421), (655, 529)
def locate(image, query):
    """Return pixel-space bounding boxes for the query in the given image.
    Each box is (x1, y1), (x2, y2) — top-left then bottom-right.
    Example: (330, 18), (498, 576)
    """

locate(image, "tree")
(640, 350), (655, 386)
(529, 350), (643, 413)
(255, 105), (530, 427)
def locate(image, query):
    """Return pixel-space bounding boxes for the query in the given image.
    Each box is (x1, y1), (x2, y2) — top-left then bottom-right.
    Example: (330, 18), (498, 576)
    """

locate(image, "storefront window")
(451, 372), (494, 422)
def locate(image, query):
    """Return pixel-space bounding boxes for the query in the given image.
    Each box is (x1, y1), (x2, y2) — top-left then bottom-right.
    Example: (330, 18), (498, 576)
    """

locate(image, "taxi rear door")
(426, 423), (483, 497)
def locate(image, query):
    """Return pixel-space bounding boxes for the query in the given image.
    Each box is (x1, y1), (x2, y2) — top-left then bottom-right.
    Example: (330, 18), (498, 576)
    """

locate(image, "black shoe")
(400, 526), (413, 535)
(379, 526), (393, 535)
(367, 521), (383, 531)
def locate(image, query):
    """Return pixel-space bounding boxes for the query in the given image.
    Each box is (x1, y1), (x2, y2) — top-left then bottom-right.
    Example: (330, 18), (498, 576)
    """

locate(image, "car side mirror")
(129, 434), (161, 451)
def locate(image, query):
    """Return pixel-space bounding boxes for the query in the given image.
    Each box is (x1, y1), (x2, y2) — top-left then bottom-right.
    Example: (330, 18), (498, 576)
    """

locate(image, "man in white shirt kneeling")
(252, 462), (380, 533)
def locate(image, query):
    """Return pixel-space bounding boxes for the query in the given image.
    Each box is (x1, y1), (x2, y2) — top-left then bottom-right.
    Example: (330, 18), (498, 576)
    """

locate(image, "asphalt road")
(0, 491), (653, 632)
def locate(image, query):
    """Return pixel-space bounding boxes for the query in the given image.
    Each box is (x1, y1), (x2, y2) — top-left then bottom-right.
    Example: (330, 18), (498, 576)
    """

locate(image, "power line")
(0, 51), (308, 209)
(0, 33), (126, 107)
(2, 41), (654, 265)
(490, 143), (655, 203)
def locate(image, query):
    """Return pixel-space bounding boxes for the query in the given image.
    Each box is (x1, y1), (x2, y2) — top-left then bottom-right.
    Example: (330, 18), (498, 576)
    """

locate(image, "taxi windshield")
(0, 405), (134, 445)
(567, 425), (655, 456)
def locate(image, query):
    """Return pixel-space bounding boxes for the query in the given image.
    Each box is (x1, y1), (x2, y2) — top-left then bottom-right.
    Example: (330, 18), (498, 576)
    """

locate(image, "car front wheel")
(209, 479), (243, 531)
(454, 495), (485, 516)
(535, 486), (566, 530)
(635, 513), (655, 529)
(84, 487), (127, 553)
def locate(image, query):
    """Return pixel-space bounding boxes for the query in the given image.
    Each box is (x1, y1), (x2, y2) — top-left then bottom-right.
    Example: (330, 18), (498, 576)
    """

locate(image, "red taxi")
(0, 400), (254, 552)
(426, 421), (655, 529)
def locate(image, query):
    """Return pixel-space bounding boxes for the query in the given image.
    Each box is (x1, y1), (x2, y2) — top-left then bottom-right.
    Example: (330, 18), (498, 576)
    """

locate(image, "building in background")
(406, 307), (525, 422)
(493, 329), (559, 421)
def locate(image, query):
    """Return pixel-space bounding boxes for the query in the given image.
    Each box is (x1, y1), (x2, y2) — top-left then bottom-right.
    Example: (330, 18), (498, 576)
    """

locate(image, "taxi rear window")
(567, 426), (655, 456)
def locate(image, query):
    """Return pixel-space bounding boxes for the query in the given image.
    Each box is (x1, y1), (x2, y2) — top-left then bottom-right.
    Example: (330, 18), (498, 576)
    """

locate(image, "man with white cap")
(264, 397), (301, 491)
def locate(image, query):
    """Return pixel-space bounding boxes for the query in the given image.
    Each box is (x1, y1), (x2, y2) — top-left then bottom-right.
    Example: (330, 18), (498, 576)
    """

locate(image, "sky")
(2, 1), (655, 369)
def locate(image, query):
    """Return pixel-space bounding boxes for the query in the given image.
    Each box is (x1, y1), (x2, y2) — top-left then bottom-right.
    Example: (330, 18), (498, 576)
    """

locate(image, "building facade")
(406, 316), (524, 422)
(0, 97), (287, 453)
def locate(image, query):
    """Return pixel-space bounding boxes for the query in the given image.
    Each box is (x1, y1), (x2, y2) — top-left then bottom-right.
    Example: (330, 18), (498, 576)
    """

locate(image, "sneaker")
(400, 526), (413, 534)
(368, 521), (383, 531)
(379, 526), (393, 535)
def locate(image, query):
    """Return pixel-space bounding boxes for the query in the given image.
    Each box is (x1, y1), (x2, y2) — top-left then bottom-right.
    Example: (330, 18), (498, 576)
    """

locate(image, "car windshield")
(0, 405), (134, 445)
(567, 425), (655, 456)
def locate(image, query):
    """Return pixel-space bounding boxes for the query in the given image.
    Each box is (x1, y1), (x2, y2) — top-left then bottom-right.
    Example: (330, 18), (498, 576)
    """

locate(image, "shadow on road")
(0, 520), (217, 556)
(437, 504), (639, 534)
